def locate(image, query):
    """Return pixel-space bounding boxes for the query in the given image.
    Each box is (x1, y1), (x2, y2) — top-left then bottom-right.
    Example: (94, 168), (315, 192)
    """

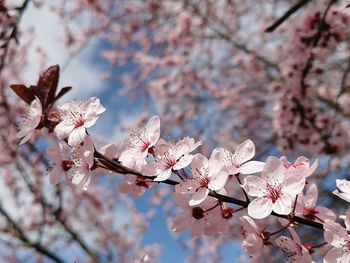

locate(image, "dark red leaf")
(10, 84), (35, 105)
(37, 65), (60, 109)
(55, 87), (72, 102)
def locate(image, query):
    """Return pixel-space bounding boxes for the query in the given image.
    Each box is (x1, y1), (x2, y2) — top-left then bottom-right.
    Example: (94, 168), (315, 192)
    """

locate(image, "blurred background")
(1, 0), (350, 262)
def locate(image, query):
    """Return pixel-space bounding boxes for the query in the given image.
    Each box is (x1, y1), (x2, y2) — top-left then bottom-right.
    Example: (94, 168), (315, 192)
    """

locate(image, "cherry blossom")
(240, 215), (269, 262)
(333, 179), (350, 202)
(54, 97), (106, 147)
(69, 135), (95, 190)
(276, 228), (313, 263)
(16, 97), (42, 145)
(119, 116), (160, 165)
(175, 150), (228, 206)
(118, 174), (154, 199)
(47, 138), (73, 184)
(242, 157), (306, 219)
(323, 220), (350, 263)
(217, 139), (264, 175)
(151, 137), (201, 181)
(281, 156), (318, 178)
(171, 193), (222, 238)
(97, 141), (129, 173)
(295, 184), (336, 223)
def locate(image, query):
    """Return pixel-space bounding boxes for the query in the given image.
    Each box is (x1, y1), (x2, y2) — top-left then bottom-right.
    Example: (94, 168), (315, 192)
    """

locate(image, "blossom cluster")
(15, 93), (350, 262)
(274, 8), (350, 154)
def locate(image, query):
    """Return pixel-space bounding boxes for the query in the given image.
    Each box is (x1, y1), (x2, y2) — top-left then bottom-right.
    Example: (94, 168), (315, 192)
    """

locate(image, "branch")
(94, 151), (324, 231)
(0, 0), (31, 73)
(0, 202), (65, 263)
(265, 0), (312, 32)
(16, 155), (100, 263)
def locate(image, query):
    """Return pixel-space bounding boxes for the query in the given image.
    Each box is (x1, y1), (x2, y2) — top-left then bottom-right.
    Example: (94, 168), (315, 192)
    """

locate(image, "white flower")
(276, 228), (313, 263)
(333, 179), (350, 202)
(47, 138), (73, 184)
(175, 150), (228, 206)
(152, 137), (201, 181)
(119, 116), (160, 166)
(69, 135), (95, 190)
(242, 156), (306, 219)
(324, 220), (350, 263)
(54, 97), (105, 147)
(217, 139), (264, 175)
(17, 97), (42, 145)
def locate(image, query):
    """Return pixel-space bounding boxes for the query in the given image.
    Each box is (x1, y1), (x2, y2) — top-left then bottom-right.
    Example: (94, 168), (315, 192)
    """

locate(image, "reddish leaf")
(10, 84), (35, 105)
(37, 65), (60, 109)
(55, 87), (72, 102)
(11, 65), (71, 110)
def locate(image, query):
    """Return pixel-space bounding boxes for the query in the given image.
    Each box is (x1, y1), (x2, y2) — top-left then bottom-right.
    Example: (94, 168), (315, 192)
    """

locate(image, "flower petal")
(68, 127), (86, 147)
(272, 193), (293, 215)
(189, 188), (210, 206)
(233, 139), (255, 165)
(173, 154), (193, 170)
(247, 196), (273, 219)
(242, 176), (266, 197)
(209, 171), (228, 191)
(240, 161), (265, 174)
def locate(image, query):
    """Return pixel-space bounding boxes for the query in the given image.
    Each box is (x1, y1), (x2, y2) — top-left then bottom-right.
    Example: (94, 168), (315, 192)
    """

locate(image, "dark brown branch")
(94, 151), (324, 231)
(338, 51), (350, 98)
(0, 0), (31, 73)
(265, 0), (312, 32)
(300, 0), (337, 97)
(0, 203), (65, 263)
(17, 156), (100, 263)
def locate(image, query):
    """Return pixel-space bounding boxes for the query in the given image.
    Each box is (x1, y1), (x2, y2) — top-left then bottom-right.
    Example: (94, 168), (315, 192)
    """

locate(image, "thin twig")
(265, 0), (312, 32)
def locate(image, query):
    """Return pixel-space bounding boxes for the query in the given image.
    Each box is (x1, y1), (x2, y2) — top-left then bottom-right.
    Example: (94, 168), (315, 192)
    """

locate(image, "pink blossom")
(217, 139), (264, 175)
(295, 183), (336, 222)
(276, 228), (313, 263)
(280, 156), (318, 178)
(97, 141), (129, 173)
(69, 135), (95, 190)
(119, 116), (160, 165)
(47, 138), (73, 184)
(151, 137), (201, 181)
(175, 150), (228, 206)
(242, 157), (306, 219)
(171, 193), (222, 238)
(118, 174), (154, 199)
(239, 215), (268, 262)
(324, 220), (350, 263)
(54, 97), (106, 147)
(17, 97), (42, 145)
(333, 179), (350, 202)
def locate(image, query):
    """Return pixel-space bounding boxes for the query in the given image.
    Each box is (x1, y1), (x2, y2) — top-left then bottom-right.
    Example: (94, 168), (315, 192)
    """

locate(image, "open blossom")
(69, 135), (95, 190)
(47, 138), (73, 184)
(243, 157), (306, 219)
(17, 97), (42, 145)
(217, 139), (264, 175)
(54, 97), (106, 147)
(333, 179), (350, 202)
(175, 150), (228, 206)
(240, 216), (269, 262)
(324, 218), (350, 263)
(96, 141), (129, 174)
(171, 193), (222, 238)
(276, 228), (313, 263)
(295, 183), (336, 222)
(119, 116), (160, 165)
(280, 156), (318, 178)
(118, 174), (155, 199)
(150, 137), (201, 181)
